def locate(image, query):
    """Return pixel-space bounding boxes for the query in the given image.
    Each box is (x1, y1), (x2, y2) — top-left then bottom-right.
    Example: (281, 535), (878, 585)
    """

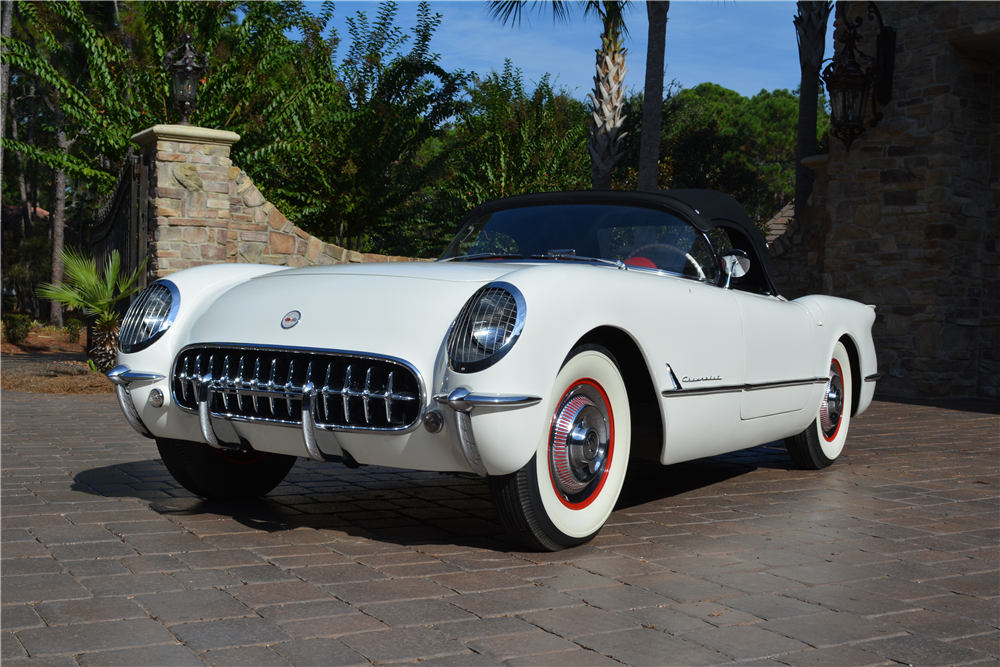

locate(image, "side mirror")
(720, 249), (750, 289)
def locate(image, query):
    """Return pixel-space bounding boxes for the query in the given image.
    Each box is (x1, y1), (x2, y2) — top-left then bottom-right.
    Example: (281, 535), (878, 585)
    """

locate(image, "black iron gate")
(88, 150), (150, 297)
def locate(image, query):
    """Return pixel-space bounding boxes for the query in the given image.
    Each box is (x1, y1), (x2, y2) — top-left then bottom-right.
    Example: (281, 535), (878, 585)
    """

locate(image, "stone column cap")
(801, 154), (829, 172)
(131, 124), (241, 147)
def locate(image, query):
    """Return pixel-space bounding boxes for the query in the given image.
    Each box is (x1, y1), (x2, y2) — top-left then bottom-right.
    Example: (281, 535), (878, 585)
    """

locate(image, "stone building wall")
(131, 125), (421, 280)
(772, 2), (999, 398)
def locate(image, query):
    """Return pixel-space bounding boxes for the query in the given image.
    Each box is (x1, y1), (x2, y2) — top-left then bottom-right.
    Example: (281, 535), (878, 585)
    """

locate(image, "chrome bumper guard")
(434, 388), (542, 477)
(193, 374), (341, 460)
(106, 365), (164, 439)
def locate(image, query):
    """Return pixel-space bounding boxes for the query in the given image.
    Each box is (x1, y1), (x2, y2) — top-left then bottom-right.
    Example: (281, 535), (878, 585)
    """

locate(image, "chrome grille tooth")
(342, 365), (353, 423)
(221, 356), (231, 410)
(268, 358), (278, 415)
(385, 372), (394, 423)
(207, 355), (215, 411)
(235, 357), (245, 411)
(322, 363), (333, 423)
(251, 357), (261, 412)
(193, 354), (202, 403)
(179, 355), (190, 402)
(286, 359), (296, 417)
(362, 367), (372, 424)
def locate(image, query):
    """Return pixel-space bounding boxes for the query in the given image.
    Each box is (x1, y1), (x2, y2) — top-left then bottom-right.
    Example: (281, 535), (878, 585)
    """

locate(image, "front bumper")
(108, 364), (543, 476)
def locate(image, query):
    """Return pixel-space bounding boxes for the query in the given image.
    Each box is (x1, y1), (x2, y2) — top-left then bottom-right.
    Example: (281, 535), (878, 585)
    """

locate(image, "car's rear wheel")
(785, 341), (853, 470)
(489, 345), (631, 551)
(156, 438), (296, 500)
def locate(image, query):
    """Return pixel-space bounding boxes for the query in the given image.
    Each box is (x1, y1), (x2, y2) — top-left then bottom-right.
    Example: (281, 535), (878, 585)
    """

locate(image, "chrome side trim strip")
(661, 377), (828, 397)
(864, 373), (883, 383)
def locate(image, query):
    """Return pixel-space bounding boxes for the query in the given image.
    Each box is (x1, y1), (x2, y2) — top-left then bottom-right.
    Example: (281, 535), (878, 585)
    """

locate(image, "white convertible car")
(110, 190), (879, 550)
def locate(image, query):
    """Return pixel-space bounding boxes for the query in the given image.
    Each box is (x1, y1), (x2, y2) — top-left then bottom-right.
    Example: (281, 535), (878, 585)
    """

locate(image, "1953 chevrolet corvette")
(109, 190), (879, 550)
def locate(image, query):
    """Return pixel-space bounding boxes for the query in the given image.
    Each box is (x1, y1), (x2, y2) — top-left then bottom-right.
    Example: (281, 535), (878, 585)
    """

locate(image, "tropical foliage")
(3, 0), (825, 322)
(36, 248), (146, 371)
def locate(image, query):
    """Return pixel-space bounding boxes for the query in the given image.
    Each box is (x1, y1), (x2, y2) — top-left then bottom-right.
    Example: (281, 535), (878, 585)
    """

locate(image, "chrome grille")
(172, 346), (421, 431)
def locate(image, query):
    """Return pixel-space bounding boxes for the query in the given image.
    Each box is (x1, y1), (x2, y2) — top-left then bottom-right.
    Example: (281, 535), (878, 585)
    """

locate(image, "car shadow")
(70, 441), (798, 549)
(618, 441), (796, 509)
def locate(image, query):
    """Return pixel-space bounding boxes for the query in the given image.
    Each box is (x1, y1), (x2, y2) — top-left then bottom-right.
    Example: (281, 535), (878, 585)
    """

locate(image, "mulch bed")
(1, 326), (87, 356)
(1, 361), (114, 394)
(1, 326), (113, 394)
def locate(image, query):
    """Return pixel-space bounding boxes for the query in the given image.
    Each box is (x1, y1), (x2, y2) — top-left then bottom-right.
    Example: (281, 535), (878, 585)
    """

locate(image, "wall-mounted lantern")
(162, 34), (209, 125)
(821, 1), (895, 150)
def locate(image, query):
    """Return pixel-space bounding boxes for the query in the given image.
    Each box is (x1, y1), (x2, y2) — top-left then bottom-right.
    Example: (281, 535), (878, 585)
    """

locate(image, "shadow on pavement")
(68, 441), (798, 548)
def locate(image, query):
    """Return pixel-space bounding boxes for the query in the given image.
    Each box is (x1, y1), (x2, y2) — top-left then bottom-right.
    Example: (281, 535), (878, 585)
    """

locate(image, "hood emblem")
(281, 311), (301, 329)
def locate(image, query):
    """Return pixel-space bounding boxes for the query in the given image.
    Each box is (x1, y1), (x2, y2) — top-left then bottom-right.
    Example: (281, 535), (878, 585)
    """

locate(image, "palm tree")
(37, 248), (146, 372)
(793, 1), (832, 218)
(488, 1), (637, 190)
(637, 2), (668, 191)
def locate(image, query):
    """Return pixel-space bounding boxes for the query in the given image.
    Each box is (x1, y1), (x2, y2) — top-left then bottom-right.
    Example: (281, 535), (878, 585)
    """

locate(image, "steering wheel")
(625, 243), (707, 281)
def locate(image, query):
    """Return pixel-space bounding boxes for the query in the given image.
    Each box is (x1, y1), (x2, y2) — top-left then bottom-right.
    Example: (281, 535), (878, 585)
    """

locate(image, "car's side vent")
(171, 346), (421, 432)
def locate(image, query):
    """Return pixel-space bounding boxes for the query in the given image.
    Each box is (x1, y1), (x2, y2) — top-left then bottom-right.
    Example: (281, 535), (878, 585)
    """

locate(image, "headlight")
(119, 281), (180, 353)
(447, 282), (526, 373)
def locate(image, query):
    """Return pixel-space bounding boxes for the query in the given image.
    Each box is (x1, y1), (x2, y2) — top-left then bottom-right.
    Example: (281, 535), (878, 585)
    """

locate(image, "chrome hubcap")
(550, 389), (610, 497)
(820, 363), (844, 439)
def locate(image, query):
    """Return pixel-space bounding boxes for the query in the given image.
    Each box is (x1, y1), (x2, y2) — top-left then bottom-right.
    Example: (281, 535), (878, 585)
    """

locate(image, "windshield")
(439, 203), (720, 283)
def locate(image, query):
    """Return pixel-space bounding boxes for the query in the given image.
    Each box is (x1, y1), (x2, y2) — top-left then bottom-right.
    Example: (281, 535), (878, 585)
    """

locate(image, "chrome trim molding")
(434, 387), (543, 412)
(106, 365), (156, 439)
(113, 384), (154, 439)
(171, 344), (425, 434)
(661, 377), (828, 397)
(106, 366), (166, 386)
(864, 373), (883, 383)
(301, 383), (342, 462)
(432, 387), (540, 477)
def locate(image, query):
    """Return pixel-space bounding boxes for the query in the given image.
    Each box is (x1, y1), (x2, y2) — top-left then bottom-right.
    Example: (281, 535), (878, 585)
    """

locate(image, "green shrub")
(2, 314), (34, 344)
(65, 318), (83, 343)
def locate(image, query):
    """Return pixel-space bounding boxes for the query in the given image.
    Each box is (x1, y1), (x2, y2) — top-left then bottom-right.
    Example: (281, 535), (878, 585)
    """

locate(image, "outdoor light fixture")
(163, 34), (209, 125)
(821, 1), (895, 150)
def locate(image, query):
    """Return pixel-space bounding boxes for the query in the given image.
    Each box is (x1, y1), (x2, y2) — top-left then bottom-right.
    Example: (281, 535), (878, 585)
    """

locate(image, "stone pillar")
(131, 124), (240, 279)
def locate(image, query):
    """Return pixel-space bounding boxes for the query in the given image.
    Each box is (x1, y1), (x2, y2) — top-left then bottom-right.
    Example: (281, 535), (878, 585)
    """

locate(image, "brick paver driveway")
(2, 389), (997, 666)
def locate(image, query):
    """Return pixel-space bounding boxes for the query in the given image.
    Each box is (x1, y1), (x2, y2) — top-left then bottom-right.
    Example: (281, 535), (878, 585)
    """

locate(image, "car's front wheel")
(489, 344), (631, 551)
(785, 341), (853, 470)
(156, 438), (297, 500)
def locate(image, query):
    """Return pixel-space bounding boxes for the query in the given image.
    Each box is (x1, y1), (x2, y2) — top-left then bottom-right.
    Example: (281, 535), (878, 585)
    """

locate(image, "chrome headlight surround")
(119, 280), (180, 354)
(447, 281), (526, 373)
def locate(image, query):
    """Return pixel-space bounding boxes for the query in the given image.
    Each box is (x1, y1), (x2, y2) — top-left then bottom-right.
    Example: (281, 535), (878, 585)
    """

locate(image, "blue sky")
(312, 1), (838, 100)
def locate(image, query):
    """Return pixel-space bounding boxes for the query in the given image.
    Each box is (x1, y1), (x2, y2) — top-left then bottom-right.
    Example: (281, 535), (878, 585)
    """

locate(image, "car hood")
(187, 261), (524, 363)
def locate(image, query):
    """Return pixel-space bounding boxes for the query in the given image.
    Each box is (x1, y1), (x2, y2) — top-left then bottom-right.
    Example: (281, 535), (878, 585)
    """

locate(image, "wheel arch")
(837, 333), (863, 417)
(571, 326), (663, 462)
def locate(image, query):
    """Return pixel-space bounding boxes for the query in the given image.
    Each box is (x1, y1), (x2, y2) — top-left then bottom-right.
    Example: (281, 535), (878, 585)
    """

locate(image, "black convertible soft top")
(459, 189), (781, 296)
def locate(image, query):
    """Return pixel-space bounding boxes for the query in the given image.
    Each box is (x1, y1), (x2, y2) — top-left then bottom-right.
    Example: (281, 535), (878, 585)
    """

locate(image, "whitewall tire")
(489, 344), (631, 550)
(785, 341), (852, 470)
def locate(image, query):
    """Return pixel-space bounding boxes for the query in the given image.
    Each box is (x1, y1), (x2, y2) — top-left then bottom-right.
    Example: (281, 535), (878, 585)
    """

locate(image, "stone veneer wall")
(131, 125), (421, 279)
(772, 2), (999, 398)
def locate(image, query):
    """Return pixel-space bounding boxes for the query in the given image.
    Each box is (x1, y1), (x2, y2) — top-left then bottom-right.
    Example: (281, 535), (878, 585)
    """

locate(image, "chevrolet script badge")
(281, 311), (301, 329)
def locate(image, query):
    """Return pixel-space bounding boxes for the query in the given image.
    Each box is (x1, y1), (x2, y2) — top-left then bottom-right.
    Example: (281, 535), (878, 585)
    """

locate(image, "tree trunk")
(637, 1), (668, 192)
(0, 0), (12, 188)
(49, 126), (70, 327)
(8, 93), (30, 237)
(793, 1), (832, 219)
(588, 21), (628, 190)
